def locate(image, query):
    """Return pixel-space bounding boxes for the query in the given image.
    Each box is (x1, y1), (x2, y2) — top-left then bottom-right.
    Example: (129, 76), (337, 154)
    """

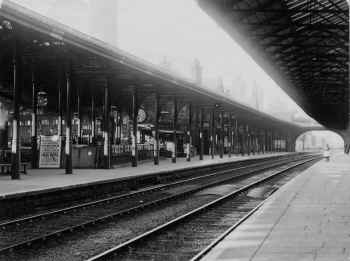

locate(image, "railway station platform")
(202, 151), (350, 261)
(0, 153), (290, 199)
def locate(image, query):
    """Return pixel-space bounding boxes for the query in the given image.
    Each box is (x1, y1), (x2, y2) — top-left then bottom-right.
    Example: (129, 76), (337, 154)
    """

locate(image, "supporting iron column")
(131, 87), (138, 167)
(65, 61), (73, 174)
(90, 95), (95, 145)
(76, 85), (81, 144)
(31, 66), (38, 169)
(117, 109), (122, 144)
(210, 109), (215, 159)
(267, 130), (270, 153)
(240, 125), (244, 156)
(234, 119), (238, 155)
(263, 130), (267, 153)
(199, 107), (204, 160)
(271, 132), (275, 152)
(228, 114), (233, 158)
(275, 133), (278, 152)
(172, 98), (178, 163)
(186, 103), (192, 162)
(219, 112), (224, 158)
(11, 40), (21, 180)
(258, 131), (261, 153)
(262, 131), (265, 153)
(57, 66), (63, 167)
(246, 125), (250, 155)
(252, 130), (256, 155)
(154, 92), (160, 165)
(103, 82), (111, 169)
(255, 132), (258, 154)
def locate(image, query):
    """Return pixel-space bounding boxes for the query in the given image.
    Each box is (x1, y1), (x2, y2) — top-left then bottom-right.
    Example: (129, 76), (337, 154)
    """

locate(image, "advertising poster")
(39, 136), (61, 168)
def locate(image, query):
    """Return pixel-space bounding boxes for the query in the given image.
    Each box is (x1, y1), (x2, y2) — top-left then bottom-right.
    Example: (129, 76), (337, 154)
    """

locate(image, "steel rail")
(86, 156), (320, 261)
(0, 155), (317, 254)
(0, 155), (303, 228)
(190, 199), (268, 261)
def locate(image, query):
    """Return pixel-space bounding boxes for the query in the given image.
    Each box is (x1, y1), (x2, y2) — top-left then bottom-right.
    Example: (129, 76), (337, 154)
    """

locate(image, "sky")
(296, 131), (344, 150)
(9, 0), (319, 125)
(116, 0), (318, 125)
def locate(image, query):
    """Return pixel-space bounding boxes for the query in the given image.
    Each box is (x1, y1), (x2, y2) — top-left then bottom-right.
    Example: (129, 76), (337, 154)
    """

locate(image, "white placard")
(65, 128), (70, 155)
(11, 119), (17, 153)
(39, 136), (61, 168)
(103, 131), (108, 156)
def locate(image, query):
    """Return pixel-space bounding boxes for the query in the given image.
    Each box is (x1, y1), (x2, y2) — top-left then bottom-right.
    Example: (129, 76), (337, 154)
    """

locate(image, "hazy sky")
(296, 131), (344, 150)
(117, 0), (318, 123)
(10, 0), (318, 124)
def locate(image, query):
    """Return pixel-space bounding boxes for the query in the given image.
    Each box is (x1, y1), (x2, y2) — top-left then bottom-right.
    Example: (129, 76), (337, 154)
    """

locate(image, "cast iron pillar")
(76, 85), (81, 144)
(240, 125), (244, 156)
(261, 130), (264, 154)
(219, 112), (224, 159)
(199, 107), (204, 160)
(103, 82), (111, 169)
(228, 113), (233, 158)
(186, 103), (192, 162)
(11, 39), (21, 180)
(90, 95), (95, 145)
(210, 109), (215, 159)
(57, 64), (63, 167)
(31, 66), (38, 169)
(252, 130), (256, 155)
(172, 98), (178, 163)
(234, 119), (238, 155)
(131, 87), (138, 167)
(154, 92), (160, 165)
(65, 60), (73, 174)
(246, 125), (250, 156)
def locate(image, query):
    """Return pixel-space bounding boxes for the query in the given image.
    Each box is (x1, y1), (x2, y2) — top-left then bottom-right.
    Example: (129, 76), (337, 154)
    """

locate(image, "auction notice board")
(39, 135), (61, 168)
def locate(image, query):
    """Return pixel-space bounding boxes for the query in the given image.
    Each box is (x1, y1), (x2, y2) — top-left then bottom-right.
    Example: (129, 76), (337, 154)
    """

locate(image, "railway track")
(0, 153), (298, 221)
(0, 154), (319, 259)
(86, 157), (320, 261)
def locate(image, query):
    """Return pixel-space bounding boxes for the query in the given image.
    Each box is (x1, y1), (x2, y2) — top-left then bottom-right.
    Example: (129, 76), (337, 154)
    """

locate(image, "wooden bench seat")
(0, 163), (28, 175)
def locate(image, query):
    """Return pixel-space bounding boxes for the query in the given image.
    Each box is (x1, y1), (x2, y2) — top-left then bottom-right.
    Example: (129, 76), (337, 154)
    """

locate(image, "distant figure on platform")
(323, 145), (330, 162)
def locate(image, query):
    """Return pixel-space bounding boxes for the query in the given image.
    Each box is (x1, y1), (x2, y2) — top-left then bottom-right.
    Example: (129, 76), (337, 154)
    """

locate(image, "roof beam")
(241, 22), (348, 30)
(231, 9), (348, 15)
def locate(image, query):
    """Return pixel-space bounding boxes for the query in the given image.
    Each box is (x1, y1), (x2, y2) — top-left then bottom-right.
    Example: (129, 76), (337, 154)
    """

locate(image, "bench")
(0, 163), (28, 175)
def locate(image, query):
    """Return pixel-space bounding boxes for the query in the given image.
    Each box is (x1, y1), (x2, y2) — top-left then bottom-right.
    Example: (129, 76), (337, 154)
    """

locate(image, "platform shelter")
(0, 1), (306, 179)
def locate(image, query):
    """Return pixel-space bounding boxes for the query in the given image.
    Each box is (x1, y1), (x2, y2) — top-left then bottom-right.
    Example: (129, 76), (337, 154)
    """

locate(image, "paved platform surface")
(202, 152), (350, 261)
(0, 153), (289, 198)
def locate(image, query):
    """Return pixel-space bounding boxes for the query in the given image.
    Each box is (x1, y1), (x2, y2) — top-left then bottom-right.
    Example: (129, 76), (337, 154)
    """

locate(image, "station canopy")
(0, 0), (305, 134)
(197, 0), (349, 130)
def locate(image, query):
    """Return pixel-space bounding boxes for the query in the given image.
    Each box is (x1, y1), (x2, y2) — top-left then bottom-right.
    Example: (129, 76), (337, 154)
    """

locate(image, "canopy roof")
(197, 0), (349, 130)
(0, 0), (305, 134)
